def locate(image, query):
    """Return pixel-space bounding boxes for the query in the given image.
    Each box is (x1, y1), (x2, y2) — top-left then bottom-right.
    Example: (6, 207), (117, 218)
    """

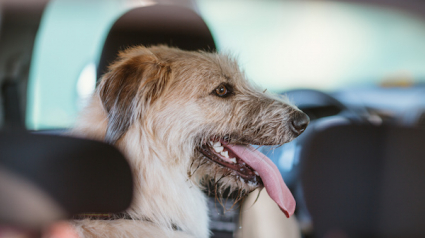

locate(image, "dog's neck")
(73, 97), (209, 238)
(119, 126), (209, 237)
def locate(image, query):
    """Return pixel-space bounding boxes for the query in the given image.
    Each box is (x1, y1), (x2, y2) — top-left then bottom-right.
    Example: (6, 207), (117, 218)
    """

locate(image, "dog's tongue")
(227, 144), (296, 218)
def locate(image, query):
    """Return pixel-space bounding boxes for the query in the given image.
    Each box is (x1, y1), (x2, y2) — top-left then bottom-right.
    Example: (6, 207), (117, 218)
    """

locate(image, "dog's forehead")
(148, 47), (243, 83)
(173, 52), (245, 84)
(203, 53), (242, 80)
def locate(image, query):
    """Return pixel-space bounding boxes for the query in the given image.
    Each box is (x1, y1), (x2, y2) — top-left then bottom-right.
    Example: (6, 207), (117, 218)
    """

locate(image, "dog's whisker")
(228, 190), (243, 212)
(214, 182), (227, 212)
(215, 174), (226, 185)
(216, 194), (225, 211)
(187, 159), (197, 178)
(253, 187), (264, 206)
(190, 158), (208, 178)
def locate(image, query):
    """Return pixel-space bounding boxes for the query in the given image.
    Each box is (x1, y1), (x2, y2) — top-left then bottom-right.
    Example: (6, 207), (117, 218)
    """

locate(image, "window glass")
(26, 0), (131, 130)
(198, 1), (425, 91)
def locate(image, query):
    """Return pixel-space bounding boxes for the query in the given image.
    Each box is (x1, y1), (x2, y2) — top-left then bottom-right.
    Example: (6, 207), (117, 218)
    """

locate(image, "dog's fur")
(71, 45), (303, 238)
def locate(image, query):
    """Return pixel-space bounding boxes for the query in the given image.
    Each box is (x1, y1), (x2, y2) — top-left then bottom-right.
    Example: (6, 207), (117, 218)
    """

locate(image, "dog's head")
(98, 45), (309, 217)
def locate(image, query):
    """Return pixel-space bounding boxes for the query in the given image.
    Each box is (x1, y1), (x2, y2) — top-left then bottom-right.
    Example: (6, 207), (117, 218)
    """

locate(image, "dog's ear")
(98, 48), (171, 144)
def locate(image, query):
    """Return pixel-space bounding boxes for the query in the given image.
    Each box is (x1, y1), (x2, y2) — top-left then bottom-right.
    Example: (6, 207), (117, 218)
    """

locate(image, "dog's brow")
(223, 75), (231, 81)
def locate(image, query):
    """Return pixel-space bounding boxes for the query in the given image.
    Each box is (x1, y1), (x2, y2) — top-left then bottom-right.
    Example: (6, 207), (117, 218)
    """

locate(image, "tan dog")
(71, 45), (309, 238)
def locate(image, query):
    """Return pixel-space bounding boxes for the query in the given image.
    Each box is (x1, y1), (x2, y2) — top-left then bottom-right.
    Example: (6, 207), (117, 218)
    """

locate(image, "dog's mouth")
(199, 138), (295, 218)
(200, 140), (262, 185)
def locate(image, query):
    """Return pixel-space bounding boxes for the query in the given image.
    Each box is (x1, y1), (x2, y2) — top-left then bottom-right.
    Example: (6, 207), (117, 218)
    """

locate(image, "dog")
(70, 45), (309, 238)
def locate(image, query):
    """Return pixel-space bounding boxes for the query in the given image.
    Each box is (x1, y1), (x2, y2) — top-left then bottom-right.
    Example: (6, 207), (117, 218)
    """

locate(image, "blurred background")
(14, 0), (425, 130)
(1, 0), (425, 238)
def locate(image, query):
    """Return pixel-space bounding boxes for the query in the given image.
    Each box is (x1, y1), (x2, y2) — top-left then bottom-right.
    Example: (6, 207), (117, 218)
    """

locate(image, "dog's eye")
(213, 84), (232, 98)
(216, 85), (227, 96)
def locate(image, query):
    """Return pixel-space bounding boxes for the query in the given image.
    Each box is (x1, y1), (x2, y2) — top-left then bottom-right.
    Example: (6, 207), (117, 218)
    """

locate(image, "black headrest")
(97, 5), (216, 79)
(0, 131), (133, 227)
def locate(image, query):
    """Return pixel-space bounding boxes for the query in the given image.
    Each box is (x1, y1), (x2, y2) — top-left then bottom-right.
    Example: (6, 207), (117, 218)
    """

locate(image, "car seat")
(300, 124), (425, 238)
(0, 131), (133, 228)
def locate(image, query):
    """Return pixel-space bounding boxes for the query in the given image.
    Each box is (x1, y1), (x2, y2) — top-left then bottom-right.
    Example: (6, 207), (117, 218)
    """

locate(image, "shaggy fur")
(71, 45), (304, 238)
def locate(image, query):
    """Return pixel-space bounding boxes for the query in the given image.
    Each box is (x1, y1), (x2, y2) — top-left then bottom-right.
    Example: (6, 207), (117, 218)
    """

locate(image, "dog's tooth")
(229, 158), (237, 163)
(254, 171), (259, 176)
(214, 146), (224, 153)
(221, 151), (229, 158)
(209, 141), (214, 146)
(213, 141), (221, 147)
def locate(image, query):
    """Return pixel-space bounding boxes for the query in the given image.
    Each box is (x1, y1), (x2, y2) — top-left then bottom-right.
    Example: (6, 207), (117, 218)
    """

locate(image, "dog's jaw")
(195, 137), (296, 218)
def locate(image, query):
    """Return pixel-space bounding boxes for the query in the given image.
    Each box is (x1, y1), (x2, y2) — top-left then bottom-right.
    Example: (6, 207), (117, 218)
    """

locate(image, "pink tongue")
(227, 144), (296, 218)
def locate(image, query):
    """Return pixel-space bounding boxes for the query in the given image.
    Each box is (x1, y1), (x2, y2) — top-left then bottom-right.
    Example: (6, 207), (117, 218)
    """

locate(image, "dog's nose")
(290, 111), (310, 135)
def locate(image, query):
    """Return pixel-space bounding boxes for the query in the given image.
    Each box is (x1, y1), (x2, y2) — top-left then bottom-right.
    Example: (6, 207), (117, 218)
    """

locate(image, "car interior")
(1, 0), (425, 238)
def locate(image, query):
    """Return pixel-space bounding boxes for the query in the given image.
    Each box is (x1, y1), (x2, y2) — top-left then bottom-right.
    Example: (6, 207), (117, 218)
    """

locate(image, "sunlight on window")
(26, 0), (131, 130)
(76, 63), (96, 110)
(198, 1), (425, 92)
